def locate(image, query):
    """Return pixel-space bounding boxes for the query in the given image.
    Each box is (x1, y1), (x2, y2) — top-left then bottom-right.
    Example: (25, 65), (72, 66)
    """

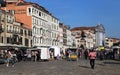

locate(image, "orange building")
(2, 0), (32, 29)
(2, 0), (60, 47)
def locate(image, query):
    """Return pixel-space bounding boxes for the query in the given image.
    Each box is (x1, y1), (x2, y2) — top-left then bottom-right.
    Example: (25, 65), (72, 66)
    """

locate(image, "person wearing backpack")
(89, 49), (96, 69)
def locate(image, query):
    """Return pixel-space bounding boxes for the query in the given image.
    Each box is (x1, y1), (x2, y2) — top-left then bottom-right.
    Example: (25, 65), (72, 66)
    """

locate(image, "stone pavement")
(0, 59), (120, 75)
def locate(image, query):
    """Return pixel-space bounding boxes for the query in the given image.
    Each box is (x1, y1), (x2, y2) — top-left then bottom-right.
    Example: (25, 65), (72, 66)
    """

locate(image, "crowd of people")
(0, 47), (117, 69)
(0, 49), (41, 67)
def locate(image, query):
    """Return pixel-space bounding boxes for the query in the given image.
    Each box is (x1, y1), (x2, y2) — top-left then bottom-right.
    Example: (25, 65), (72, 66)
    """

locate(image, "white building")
(59, 23), (72, 50)
(2, 0), (60, 48)
(29, 5), (59, 47)
(67, 29), (72, 47)
(59, 25), (63, 49)
(71, 24), (105, 49)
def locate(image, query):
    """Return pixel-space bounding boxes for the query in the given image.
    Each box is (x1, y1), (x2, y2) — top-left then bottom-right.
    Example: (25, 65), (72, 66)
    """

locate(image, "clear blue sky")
(26, 0), (120, 38)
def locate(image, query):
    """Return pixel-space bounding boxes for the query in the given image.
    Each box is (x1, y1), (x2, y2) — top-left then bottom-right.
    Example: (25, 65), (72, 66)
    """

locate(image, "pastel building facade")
(105, 37), (120, 48)
(2, 0), (59, 47)
(71, 24), (105, 49)
(0, 9), (32, 47)
(59, 23), (72, 50)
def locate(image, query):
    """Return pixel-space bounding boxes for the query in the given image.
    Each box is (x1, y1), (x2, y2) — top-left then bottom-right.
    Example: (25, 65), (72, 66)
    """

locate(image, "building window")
(39, 12), (41, 16)
(7, 16), (9, 23)
(7, 37), (10, 43)
(10, 26), (12, 32)
(40, 37), (42, 44)
(32, 8), (34, 14)
(33, 36), (35, 45)
(110, 40), (112, 42)
(28, 8), (31, 15)
(32, 18), (34, 24)
(20, 29), (23, 35)
(106, 39), (109, 41)
(7, 25), (8, 32)
(28, 30), (32, 36)
(2, 37), (3, 43)
(19, 37), (22, 44)
(33, 26), (35, 34)
(40, 28), (42, 35)
(8, 2), (13, 4)
(25, 30), (27, 36)
(25, 38), (29, 46)
(12, 10), (15, 15)
(30, 40), (32, 47)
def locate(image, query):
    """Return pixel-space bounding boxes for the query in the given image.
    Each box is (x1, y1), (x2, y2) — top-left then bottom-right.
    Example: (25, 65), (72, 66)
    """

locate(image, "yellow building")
(0, 9), (32, 48)
(105, 37), (120, 48)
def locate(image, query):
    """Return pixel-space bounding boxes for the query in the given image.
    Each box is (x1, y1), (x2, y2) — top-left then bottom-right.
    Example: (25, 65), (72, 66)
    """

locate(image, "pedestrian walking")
(84, 49), (88, 60)
(27, 51), (32, 61)
(11, 51), (16, 67)
(6, 51), (15, 67)
(89, 49), (96, 69)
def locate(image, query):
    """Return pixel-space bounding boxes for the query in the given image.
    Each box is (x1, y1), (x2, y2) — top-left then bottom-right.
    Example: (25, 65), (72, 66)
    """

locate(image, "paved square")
(0, 59), (120, 75)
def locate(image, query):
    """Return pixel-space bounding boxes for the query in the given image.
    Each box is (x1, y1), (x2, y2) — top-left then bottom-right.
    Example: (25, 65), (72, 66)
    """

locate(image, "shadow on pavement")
(96, 63), (105, 66)
(103, 61), (120, 65)
(78, 65), (90, 69)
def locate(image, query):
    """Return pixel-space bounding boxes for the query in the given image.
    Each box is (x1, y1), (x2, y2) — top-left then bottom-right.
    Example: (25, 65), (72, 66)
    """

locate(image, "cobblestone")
(0, 59), (120, 75)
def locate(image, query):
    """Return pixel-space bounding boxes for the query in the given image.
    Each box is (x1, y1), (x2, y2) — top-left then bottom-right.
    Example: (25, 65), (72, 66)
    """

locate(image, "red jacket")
(89, 52), (96, 59)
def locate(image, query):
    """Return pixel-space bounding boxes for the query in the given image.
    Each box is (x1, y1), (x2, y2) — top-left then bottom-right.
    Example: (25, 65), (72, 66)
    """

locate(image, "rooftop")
(71, 26), (96, 31)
